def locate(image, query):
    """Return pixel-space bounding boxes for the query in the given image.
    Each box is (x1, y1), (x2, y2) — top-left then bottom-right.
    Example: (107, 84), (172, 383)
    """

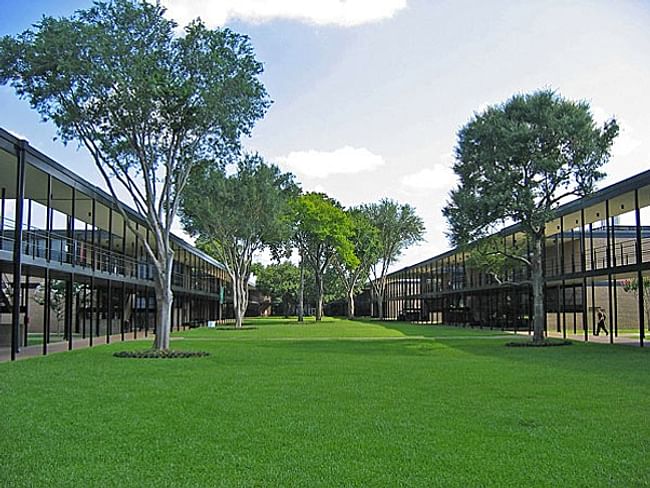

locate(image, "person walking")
(596, 308), (608, 336)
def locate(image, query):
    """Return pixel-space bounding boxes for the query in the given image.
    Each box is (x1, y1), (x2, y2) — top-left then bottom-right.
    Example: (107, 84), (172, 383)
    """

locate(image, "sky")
(1, 0), (649, 271)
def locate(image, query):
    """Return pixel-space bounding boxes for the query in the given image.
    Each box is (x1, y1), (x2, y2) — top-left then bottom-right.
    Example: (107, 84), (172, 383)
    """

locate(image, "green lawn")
(1, 317), (649, 487)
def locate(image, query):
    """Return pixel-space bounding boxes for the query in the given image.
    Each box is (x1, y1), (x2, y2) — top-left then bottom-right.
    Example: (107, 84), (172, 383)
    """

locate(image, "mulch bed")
(506, 340), (572, 348)
(212, 326), (257, 331)
(113, 350), (210, 359)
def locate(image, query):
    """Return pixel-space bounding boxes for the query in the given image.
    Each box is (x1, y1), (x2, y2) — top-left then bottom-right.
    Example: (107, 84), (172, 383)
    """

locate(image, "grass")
(1, 317), (650, 487)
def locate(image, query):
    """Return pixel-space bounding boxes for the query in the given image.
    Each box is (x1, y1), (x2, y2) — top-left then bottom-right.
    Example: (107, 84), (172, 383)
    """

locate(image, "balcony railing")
(0, 216), (221, 293)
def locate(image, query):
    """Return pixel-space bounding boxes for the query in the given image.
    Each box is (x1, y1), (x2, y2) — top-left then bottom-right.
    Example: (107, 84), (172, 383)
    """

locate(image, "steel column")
(634, 189), (645, 346)
(11, 140), (27, 361)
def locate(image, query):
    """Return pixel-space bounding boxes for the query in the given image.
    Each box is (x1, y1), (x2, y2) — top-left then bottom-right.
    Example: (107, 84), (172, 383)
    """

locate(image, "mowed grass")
(1, 317), (649, 487)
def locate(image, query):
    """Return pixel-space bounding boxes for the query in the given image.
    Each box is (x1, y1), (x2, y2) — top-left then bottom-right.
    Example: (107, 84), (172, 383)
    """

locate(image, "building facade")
(378, 170), (650, 346)
(0, 127), (232, 360)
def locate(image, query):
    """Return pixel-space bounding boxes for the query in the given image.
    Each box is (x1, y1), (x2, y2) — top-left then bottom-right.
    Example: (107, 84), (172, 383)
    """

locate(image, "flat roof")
(388, 167), (650, 276)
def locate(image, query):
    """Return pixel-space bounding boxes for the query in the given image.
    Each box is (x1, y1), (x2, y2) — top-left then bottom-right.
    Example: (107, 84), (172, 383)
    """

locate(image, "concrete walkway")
(544, 330), (645, 347)
(2, 325), (646, 363)
(0, 331), (155, 363)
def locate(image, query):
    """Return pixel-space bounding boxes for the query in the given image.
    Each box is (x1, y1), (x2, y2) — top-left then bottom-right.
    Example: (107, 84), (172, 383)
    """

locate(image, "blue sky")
(1, 0), (649, 269)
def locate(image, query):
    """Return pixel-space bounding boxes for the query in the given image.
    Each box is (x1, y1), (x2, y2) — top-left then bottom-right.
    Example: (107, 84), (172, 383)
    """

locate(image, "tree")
(291, 193), (357, 321)
(444, 90), (618, 343)
(363, 199), (425, 319)
(252, 261), (301, 317)
(0, 0), (270, 348)
(33, 280), (90, 337)
(622, 277), (650, 331)
(180, 155), (297, 328)
(333, 208), (381, 319)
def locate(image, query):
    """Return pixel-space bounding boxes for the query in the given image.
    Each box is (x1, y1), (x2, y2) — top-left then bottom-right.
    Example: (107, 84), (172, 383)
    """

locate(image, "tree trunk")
(297, 258), (304, 322)
(153, 265), (173, 350)
(372, 276), (386, 320)
(315, 272), (323, 321)
(375, 283), (385, 320)
(154, 285), (172, 350)
(347, 288), (355, 320)
(232, 274), (248, 329)
(531, 234), (545, 344)
(282, 297), (289, 318)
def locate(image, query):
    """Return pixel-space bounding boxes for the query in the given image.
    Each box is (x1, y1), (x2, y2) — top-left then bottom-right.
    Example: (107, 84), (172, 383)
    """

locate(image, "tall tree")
(333, 208), (381, 319)
(291, 193), (357, 321)
(363, 199), (425, 319)
(0, 0), (270, 348)
(180, 155), (297, 329)
(444, 90), (618, 343)
(252, 262), (301, 317)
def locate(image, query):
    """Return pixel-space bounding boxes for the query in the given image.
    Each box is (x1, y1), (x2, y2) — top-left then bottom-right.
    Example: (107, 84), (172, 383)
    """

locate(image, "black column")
(67, 187), (75, 350)
(43, 268), (50, 356)
(106, 280), (112, 343)
(606, 200), (614, 344)
(65, 276), (73, 350)
(634, 189), (645, 346)
(11, 140), (27, 361)
(580, 209), (588, 342)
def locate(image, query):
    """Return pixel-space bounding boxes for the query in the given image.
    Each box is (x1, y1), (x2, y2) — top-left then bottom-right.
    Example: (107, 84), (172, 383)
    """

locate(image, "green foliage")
(343, 208), (381, 276)
(444, 89), (619, 343)
(181, 154), (298, 264)
(444, 90), (619, 245)
(291, 193), (358, 270)
(333, 208), (381, 316)
(0, 0), (271, 345)
(290, 193), (358, 319)
(362, 199), (425, 266)
(181, 154), (297, 326)
(252, 261), (345, 315)
(622, 276), (650, 326)
(622, 276), (650, 294)
(252, 261), (301, 315)
(361, 198), (425, 317)
(465, 235), (532, 285)
(0, 0), (269, 167)
(33, 280), (89, 323)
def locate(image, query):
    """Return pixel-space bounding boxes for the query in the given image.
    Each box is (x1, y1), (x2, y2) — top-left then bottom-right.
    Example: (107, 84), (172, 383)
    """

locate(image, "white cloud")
(159, 0), (407, 27)
(276, 146), (386, 178)
(401, 154), (457, 191)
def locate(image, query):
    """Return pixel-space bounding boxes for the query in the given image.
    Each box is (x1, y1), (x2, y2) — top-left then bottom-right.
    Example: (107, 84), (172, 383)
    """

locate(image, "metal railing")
(1, 216), (220, 293)
(545, 237), (650, 277)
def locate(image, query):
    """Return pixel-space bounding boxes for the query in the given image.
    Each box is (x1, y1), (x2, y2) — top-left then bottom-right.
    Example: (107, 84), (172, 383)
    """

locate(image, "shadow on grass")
(238, 317), (650, 389)
(335, 316), (508, 338)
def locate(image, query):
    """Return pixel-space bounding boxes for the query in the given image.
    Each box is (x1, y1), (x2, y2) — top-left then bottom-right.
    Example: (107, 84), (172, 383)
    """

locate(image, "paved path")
(2, 326), (645, 363)
(0, 331), (155, 363)
(544, 330), (644, 347)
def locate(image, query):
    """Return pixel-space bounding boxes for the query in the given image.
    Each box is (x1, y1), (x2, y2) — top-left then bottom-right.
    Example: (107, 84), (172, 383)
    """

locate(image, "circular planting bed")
(213, 326), (257, 331)
(506, 340), (572, 348)
(113, 350), (210, 359)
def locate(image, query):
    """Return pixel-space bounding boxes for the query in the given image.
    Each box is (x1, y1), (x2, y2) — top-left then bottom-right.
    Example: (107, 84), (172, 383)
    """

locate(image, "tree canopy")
(362, 199), (425, 319)
(444, 90), (618, 245)
(334, 208), (381, 319)
(0, 0), (270, 348)
(291, 193), (357, 321)
(181, 154), (297, 328)
(444, 90), (618, 343)
(252, 262), (301, 317)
